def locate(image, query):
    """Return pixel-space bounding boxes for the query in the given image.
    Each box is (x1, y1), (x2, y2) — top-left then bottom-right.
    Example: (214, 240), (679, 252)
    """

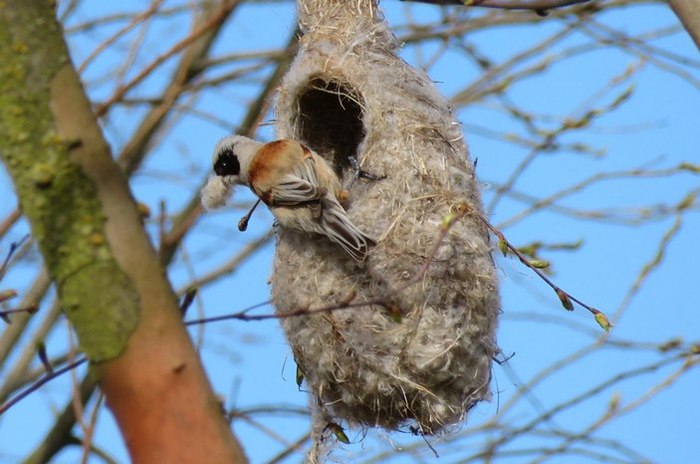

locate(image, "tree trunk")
(0, 2), (246, 462)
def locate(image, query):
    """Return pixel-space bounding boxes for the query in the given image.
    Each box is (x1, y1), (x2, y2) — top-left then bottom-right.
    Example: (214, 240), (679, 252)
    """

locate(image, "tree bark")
(669, 0), (700, 50)
(0, 2), (246, 462)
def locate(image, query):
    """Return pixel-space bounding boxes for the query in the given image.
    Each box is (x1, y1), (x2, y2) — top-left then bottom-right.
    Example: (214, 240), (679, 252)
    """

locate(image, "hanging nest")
(271, 0), (500, 442)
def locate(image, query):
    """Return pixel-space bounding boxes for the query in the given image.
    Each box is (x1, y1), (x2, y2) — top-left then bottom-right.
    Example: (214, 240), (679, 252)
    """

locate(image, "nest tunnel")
(295, 78), (366, 177)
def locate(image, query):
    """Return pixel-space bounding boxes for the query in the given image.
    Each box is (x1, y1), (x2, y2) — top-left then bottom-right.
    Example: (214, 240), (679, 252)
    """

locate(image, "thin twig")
(404, 0), (591, 12)
(530, 355), (698, 464)
(477, 212), (609, 329)
(0, 357), (88, 415)
(475, 351), (693, 461)
(0, 208), (21, 238)
(186, 202), (473, 325)
(158, 28), (298, 266)
(0, 234), (30, 281)
(611, 213), (684, 324)
(264, 432), (311, 464)
(0, 305), (38, 324)
(80, 392), (106, 464)
(177, 230), (274, 293)
(94, 2), (239, 117)
(77, 0), (165, 74)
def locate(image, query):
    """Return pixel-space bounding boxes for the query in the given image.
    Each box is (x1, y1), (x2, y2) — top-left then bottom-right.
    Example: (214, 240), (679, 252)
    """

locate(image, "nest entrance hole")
(296, 79), (365, 177)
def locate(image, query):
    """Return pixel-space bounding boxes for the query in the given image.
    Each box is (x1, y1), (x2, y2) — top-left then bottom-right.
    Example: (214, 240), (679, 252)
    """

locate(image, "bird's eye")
(214, 148), (240, 176)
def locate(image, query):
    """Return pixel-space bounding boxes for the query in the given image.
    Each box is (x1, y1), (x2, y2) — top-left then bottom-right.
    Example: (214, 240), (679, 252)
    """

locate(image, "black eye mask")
(214, 147), (240, 176)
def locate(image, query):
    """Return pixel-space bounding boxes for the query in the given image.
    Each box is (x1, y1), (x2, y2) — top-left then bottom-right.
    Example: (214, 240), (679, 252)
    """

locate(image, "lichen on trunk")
(0, 2), (138, 362)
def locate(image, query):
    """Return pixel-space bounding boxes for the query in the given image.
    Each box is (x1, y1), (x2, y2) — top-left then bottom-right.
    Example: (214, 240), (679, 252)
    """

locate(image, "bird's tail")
(320, 197), (375, 262)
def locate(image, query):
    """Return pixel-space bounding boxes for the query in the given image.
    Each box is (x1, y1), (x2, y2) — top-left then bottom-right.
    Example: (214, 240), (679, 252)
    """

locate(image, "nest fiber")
(272, 0), (500, 438)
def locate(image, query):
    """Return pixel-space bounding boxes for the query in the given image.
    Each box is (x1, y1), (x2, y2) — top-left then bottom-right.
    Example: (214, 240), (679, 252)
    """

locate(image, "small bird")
(201, 135), (375, 261)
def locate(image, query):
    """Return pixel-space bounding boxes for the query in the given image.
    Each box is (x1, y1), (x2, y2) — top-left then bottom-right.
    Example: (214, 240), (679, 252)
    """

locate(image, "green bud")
(529, 259), (550, 269)
(593, 309), (612, 332)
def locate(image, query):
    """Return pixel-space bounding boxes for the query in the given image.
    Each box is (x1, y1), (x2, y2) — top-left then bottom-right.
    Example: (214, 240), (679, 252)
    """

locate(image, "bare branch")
(0, 208), (21, 239)
(77, 0), (165, 74)
(157, 28), (298, 265)
(22, 373), (98, 464)
(0, 234), (29, 281)
(94, 2), (240, 118)
(0, 358), (88, 416)
(177, 230), (274, 293)
(402, 0), (591, 13)
(669, 0), (700, 49)
(116, 1), (242, 175)
(0, 298), (60, 403)
(476, 213), (611, 329)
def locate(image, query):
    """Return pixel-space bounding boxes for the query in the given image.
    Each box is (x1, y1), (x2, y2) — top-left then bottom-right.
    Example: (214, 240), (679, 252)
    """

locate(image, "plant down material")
(272, 0), (500, 453)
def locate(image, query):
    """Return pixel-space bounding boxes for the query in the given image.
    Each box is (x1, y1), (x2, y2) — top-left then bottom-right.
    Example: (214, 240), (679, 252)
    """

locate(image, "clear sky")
(0, 1), (698, 463)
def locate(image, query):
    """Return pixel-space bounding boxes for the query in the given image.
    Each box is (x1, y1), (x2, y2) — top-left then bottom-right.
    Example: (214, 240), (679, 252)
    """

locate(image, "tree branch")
(668, 0), (700, 49)
(116, 1), (241, 175)
(401, 0), (592, 13)
(0, 2), (246, 462)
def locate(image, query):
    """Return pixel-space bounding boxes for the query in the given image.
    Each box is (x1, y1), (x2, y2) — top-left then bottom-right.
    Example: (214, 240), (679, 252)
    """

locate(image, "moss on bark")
(0, 1), (138, 361)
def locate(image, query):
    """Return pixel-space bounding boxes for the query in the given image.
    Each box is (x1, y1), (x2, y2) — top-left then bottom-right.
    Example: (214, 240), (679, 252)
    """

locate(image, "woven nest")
(271, 0), (500, 444)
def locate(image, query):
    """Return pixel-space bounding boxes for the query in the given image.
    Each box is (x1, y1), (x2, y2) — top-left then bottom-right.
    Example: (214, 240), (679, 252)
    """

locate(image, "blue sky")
(1, 1), (698, 463)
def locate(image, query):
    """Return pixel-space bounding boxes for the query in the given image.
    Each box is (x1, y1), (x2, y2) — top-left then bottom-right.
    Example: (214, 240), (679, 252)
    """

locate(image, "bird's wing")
(319, 196), (375, 261)
(267, 155), (324, 207)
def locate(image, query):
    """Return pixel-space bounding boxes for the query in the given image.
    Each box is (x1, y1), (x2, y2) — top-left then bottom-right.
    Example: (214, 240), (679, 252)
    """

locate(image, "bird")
(201, 135), (375, 262)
